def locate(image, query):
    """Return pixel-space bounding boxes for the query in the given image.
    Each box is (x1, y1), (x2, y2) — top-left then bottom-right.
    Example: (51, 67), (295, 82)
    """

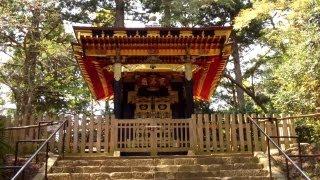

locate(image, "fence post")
(238, 113), (245, 152)
(104, 115), (110, 154)
(204, 114), (210, 152)
(251, 114), (260, 151)
(89, 115), (94, 153)
(80, 115), (86, 153)
(73, 115), (79, 153)
(197, 114), (204, 153)
(58, 115), (64, 153)
(224, 114), (231, 152)
(245, 114), (252, 153)
(288, 115), (297, 144)
(211, 114), (217, 153)
(97, 115), (102, 153)
(150, 121), (157, 156)
(109, 115), (117, 154)
(190, 114), (198, 154)
(230, 114), (237, 152)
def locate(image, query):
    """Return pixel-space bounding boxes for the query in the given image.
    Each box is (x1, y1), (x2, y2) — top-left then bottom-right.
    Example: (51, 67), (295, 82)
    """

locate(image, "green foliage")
(0, 118), (10, 166)
(296, 119), (320, 147)
(0, 0), (93, 118)
(236, 0), (320, 114)
(93, 9), (115, 27)
(235, 0), (320, 154)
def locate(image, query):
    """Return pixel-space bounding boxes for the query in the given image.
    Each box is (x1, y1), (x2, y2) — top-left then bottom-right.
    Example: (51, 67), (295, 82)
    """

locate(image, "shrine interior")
(120, 71), (192, 119)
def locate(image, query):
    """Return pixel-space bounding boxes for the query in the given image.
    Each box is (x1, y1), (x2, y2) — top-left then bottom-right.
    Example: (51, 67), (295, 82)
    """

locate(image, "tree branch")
(0, 32), (23, 48)
(223, 73), (268, 113)
(43, 19), (62, 39)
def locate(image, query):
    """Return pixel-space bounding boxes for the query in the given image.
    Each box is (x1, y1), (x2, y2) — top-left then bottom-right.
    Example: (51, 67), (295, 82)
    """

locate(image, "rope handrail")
(11, 118), (68, 180)
(252, 113), (320, 122)
(4, 121), (59, 130)
(247, 115), (310, 180)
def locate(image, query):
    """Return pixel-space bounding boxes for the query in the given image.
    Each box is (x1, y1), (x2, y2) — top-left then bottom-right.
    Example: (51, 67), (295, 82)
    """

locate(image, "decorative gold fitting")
(114, 30), (127, 37)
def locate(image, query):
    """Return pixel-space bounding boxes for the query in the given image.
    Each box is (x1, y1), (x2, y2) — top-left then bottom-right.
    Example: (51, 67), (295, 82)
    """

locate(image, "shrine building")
(72, 27), (232, 119)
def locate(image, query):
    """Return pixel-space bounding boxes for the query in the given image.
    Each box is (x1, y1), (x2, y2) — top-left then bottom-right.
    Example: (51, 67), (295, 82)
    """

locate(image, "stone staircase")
(48, 154), (270, 180)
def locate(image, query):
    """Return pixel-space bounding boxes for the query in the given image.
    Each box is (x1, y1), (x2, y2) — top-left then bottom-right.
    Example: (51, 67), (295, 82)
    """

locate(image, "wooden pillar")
(184, 62), (194, 118)
(114, 62), (122, 119)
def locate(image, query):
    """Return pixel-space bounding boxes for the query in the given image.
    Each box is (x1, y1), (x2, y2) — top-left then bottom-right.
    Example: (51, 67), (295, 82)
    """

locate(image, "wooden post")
(281, 114), (290, 149)
(97, 115), (102, 153)
(73, 115), (79, 153)
(58, 116), (64, 153)
(288, 115), (297, 144)
(204, 114), (210, 152)
(265, 116), (273, 150)
(65, 116), (72, 153)
(104, 115), (110, 153)
(238, 114), (245, 152)
(114, 56), (122, 119)
(224, 114), (231, 152)
(109, 115), (117, 153)
(89, 115), (94, 153)
(184, 54), (193, 118)
(150, 121), (157, 156)
(251, 114), (260, 151)
(80, 115), (86, 153)
(190, 114), (198, 153)
(230, 114), (237, 152)
(197, 114), (204, 152)
(184, 79), (194, 118)
(245, 114), (252, 152)
(211, 114), (217, 152)
(259, 114), (267, 152)
(218, 114), (224, 152)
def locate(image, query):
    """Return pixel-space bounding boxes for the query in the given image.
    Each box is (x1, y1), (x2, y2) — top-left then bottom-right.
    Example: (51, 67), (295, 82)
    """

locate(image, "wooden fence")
(4, 116), (63, 153)
(4, 114), (297, 155)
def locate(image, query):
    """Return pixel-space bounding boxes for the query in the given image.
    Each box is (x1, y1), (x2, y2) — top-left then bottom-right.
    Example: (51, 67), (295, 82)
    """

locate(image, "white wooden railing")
(4, 114), (297, 155)
(111, 118), (192, 155)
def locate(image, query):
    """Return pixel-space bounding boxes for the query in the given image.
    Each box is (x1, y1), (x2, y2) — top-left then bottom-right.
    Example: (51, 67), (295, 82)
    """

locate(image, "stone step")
(62, 153), (252, 160)
(155, 170), (269, 179)
(56, 156), (258, 167)
(48, 154), (269, 179)
(218, 169), (269, 177)
(51, 163), (263, 173)
(155, 163), (264, 172)
(47, 171), (269, 180)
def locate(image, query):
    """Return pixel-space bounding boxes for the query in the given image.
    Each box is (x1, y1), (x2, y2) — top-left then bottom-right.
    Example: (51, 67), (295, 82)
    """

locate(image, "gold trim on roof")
(105, 64), (199, 72)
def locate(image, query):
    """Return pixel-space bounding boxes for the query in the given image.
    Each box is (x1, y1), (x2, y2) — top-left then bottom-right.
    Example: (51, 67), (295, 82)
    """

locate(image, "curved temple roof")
(72, 26), (233, 101)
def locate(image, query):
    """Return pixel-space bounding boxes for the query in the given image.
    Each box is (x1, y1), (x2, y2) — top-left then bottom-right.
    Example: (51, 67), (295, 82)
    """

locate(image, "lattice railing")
(4, 114), (297, 155)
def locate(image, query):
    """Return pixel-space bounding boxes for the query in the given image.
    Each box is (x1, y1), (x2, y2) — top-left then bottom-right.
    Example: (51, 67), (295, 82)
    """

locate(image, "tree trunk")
(232, 37), (245, 112)
(19, 6), (41, 125)
(114, 0), (125, 28)
(162, 0), (172, 27)
(231, 84), (237, 108)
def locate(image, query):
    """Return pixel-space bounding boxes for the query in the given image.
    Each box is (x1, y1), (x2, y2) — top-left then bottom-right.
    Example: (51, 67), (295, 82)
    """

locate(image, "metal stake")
(45, 143), (49, 180)
(62, 122), (66, 158)
(267, 139), (272, 178)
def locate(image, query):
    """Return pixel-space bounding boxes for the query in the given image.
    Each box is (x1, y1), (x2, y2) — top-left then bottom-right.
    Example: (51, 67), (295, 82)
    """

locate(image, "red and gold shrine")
(72, 27), (232, 119)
